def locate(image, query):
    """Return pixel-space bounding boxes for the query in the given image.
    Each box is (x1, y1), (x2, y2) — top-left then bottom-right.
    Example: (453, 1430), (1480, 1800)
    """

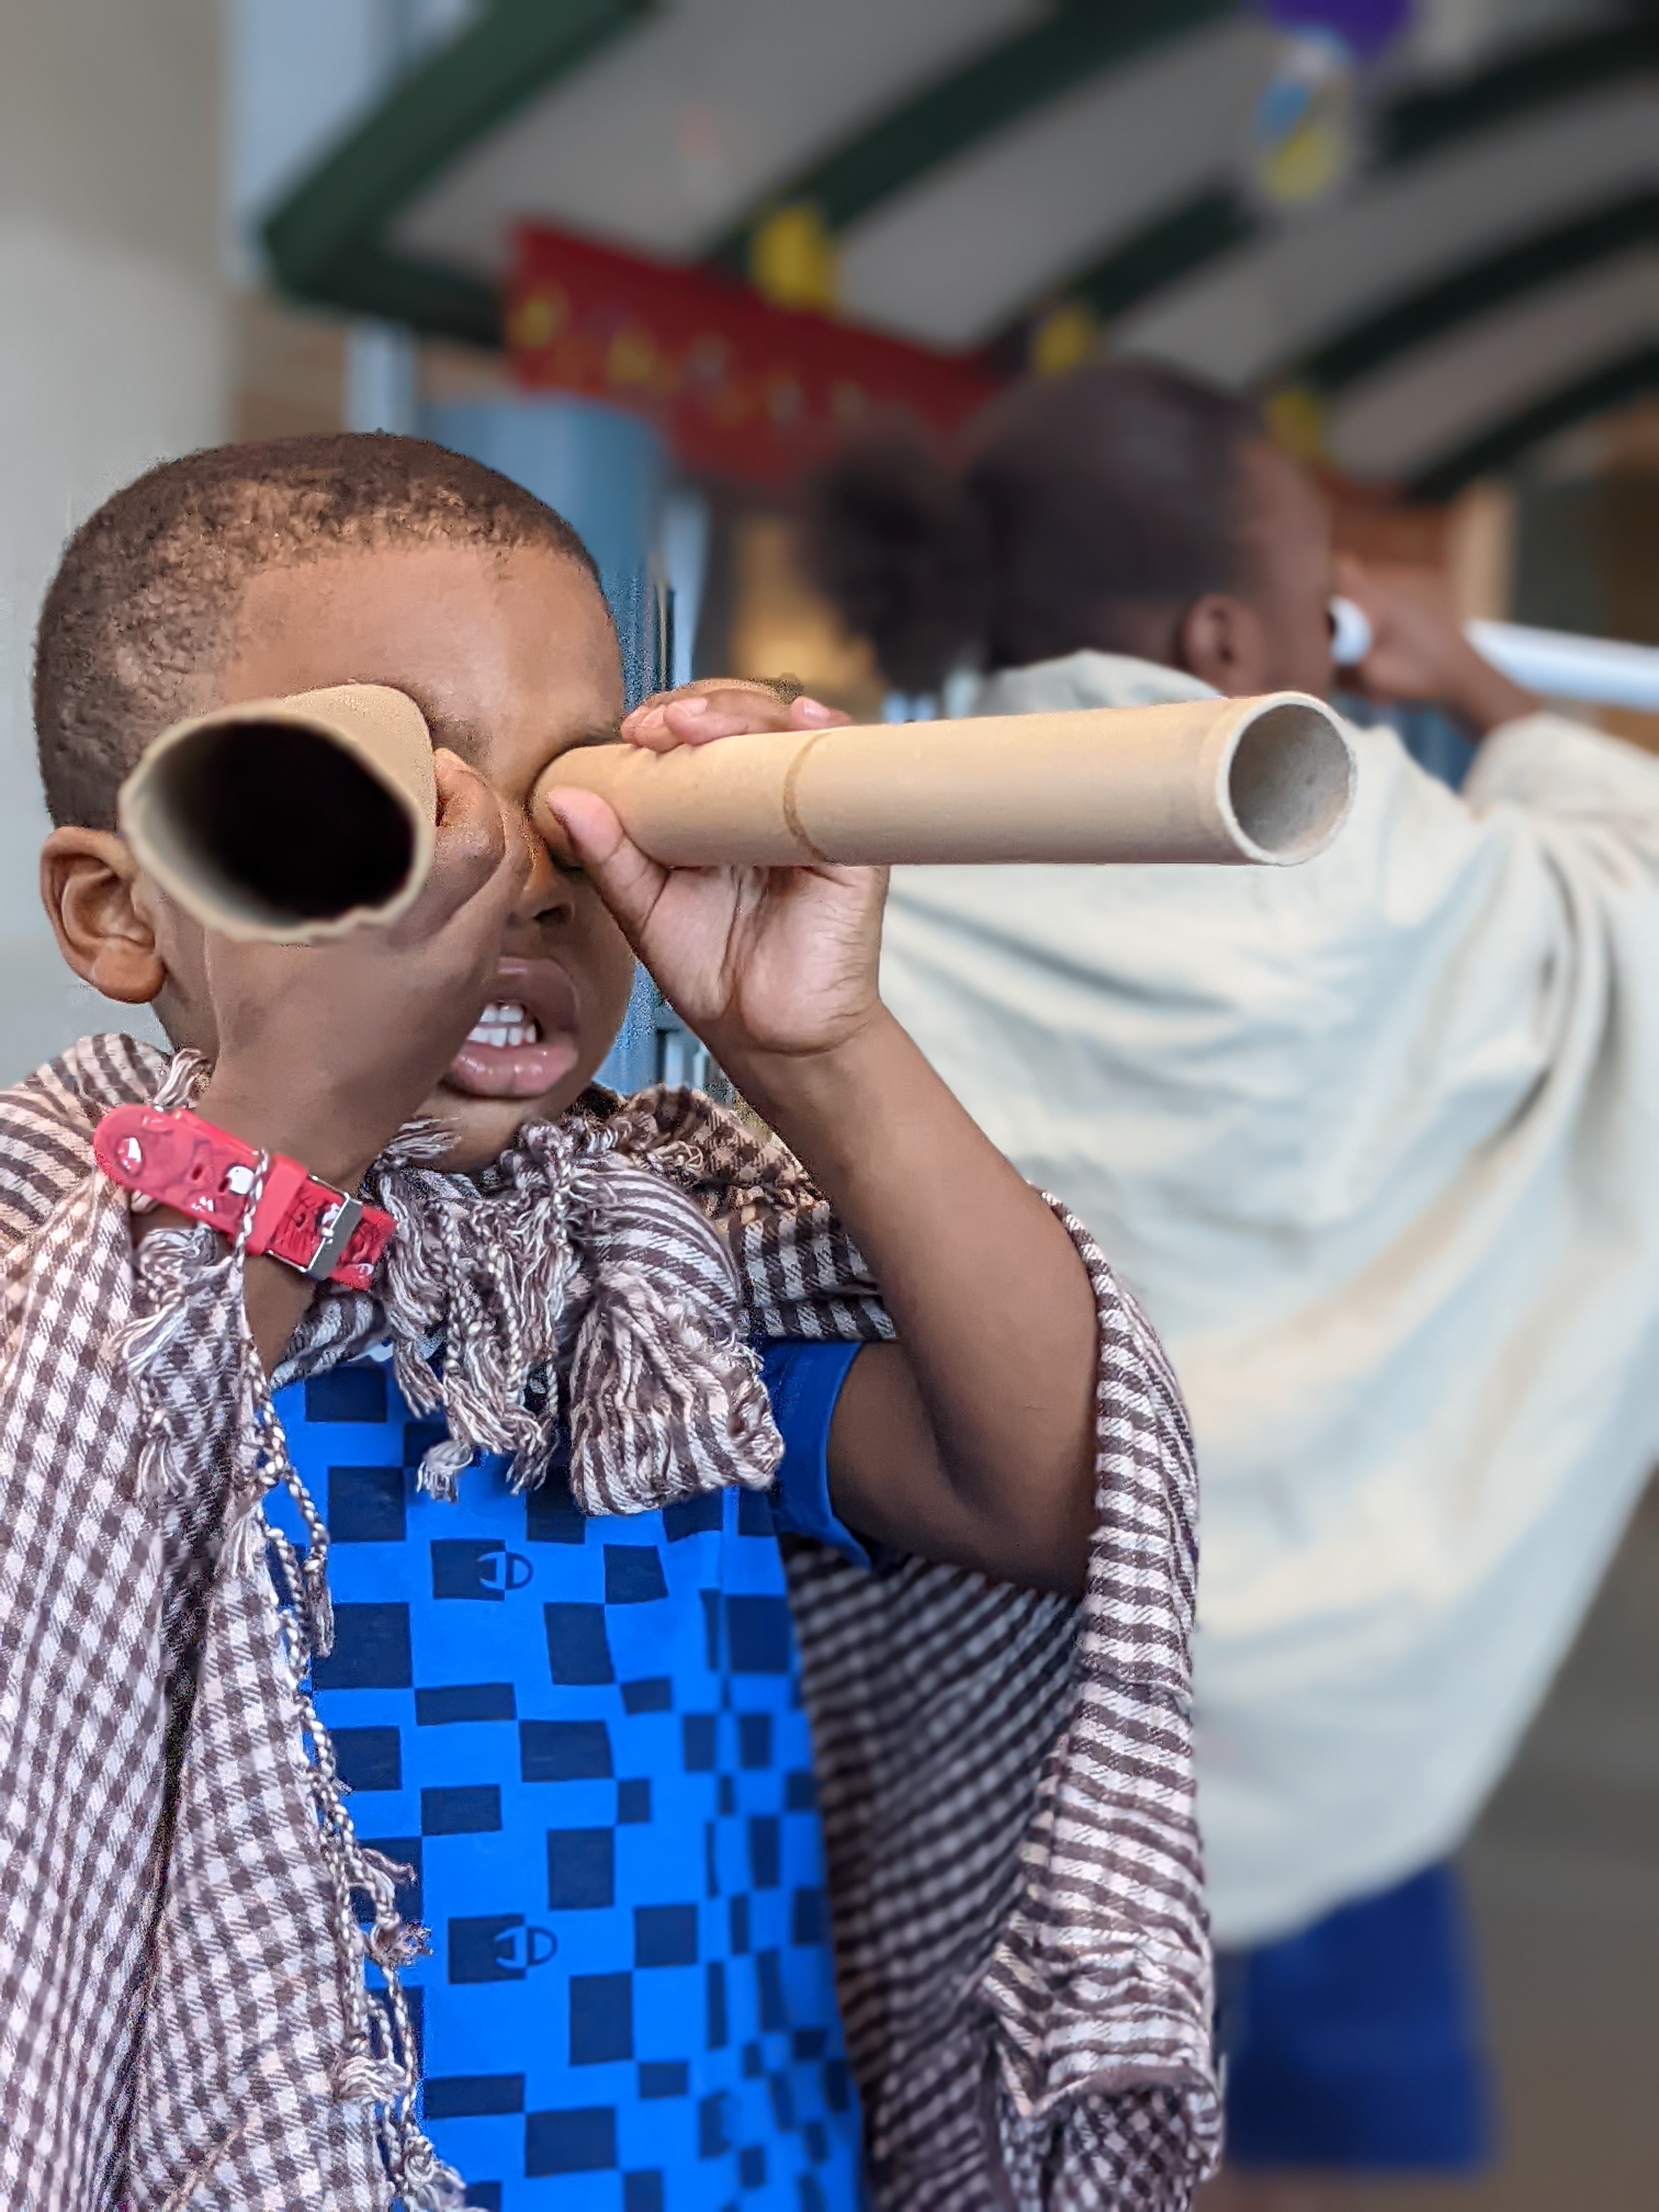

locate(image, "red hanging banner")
(507, 224), (1001, 487)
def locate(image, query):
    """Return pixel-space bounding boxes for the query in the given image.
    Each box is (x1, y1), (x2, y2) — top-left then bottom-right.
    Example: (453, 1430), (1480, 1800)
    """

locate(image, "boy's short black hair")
(34, 432), (600, 830)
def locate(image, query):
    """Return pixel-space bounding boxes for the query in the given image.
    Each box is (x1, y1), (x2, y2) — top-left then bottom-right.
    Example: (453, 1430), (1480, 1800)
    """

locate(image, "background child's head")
(804, 360), (1336, 701)
(35, 432), (639, 1166)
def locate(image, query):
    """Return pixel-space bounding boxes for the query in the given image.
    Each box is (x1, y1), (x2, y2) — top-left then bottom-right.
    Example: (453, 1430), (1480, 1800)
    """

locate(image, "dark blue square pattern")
(327, 1464), (406, 1543)
(768, 2070), (795, 2130)
(620, 1675), (672, 1714)
(725, 1595), (794, 1674)
(523, 1480), (585, 1545)
(548, 1828), (614, 1911)
(635, 1904), (698, 1967)
(624, 2171), (665, 2212)
(663, 1492), (723, 1542)
(524, 2106), (616, 2175)
(736, 1489), (775, 1538)
(312, 1602), (410, 1690)
(698, 2090), (729, 2157)
(423, 2073), (525, 2119)
(422, 1785), (501, 1836)
(757, 1951), (787, 2032)
(331, 1725), (401, 1792)
(738, 1713), (772, 1770)
(569, 1972), (632, 2064)
(543, 1603), (614, 1685)
(639, 2061), (689, 2099)
(617, 1779), (651, 1825)
(304, 1367), (386, 1423)
(748, 1818), (780, 1889)
(520, 1720), (611, 1782)
(605, 1545), (669, 1605)
(402, 1417), (446, 1468)
(416, 1682), (516, 1726)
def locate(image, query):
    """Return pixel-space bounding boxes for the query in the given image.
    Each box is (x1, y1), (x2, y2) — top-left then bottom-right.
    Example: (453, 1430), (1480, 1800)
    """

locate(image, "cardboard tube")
(118, 684), (436, 942)
(538, 692), (1354, 867)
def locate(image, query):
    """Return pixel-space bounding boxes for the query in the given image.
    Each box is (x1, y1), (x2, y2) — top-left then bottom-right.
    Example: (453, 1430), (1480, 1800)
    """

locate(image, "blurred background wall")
(0, 0), (226, 1073)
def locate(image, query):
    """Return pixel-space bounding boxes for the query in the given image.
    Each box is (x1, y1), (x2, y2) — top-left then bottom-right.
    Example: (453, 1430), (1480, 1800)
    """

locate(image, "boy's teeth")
(465, 1000), (540, 1050)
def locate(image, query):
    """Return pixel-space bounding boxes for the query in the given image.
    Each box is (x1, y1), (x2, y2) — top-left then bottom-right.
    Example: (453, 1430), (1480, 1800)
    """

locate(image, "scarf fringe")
(365, 1115), (782, 1514)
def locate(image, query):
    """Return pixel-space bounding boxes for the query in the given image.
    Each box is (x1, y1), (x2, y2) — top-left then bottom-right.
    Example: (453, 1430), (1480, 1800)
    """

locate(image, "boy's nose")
(516, 817), (577, 924)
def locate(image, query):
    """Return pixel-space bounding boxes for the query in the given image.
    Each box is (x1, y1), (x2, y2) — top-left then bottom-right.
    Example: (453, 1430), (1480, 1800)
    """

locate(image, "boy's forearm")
(725, 1012), (1099, 1588)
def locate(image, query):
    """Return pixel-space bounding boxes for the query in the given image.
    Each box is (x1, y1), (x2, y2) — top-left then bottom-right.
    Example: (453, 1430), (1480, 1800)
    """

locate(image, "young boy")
(2, 436), (1213, 2212)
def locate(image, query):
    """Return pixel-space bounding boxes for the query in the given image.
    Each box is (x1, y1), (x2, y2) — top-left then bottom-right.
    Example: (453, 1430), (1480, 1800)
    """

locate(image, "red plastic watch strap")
(93, 1104), (393, 1292)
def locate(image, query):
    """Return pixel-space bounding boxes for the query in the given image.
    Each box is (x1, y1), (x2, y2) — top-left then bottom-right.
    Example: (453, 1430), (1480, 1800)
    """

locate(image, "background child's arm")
(546, 688), (1099, 1596)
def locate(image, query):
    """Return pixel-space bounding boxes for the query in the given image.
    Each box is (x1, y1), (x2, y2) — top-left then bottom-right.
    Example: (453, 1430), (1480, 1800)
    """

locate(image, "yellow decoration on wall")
(1257, 117), (1347, 206)
(1265, 383), (1329, 464)
(749, 204), (840, 314)
(506, 287), (567, 351)
(1029, 301), (1099, 378)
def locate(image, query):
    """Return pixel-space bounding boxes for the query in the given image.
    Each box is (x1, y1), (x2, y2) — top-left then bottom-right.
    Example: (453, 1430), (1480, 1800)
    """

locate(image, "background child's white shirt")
(880, 648), (1659, 1947)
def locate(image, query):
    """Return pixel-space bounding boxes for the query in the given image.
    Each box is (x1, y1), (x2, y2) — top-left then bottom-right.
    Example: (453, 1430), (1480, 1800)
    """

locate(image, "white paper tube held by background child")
(118, 684), (437, 943)
(538, 693), (1355, 870)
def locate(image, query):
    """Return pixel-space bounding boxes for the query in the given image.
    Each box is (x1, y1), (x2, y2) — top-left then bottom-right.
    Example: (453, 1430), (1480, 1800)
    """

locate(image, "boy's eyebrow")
(391, 681), (620, 764)
(383, 680), (486, 765)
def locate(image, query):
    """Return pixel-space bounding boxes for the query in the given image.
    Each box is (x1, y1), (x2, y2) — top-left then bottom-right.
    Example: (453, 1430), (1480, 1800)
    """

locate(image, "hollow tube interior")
(144, 720), (414, 924)
(1226, 702), (1353, 861)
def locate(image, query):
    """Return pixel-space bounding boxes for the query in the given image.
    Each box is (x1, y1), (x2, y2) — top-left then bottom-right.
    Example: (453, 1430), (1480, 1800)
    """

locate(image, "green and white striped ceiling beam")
(1282, 190), (1657, 402)
(999, 14), (1658, 356)
(263, 0), (658, 346)
(1410, 345), (1658, 499)
(702, 0), (1235, 291)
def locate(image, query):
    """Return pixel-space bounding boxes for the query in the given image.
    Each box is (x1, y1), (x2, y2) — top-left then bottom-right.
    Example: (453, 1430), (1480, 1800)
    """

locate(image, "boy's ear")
(40, 828), (167, 1005)
(1177, 592), (1271, 698)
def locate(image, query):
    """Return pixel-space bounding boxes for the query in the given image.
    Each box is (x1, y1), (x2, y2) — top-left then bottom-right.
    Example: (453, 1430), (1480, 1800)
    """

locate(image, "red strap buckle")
(94, 1104), (394, 1292)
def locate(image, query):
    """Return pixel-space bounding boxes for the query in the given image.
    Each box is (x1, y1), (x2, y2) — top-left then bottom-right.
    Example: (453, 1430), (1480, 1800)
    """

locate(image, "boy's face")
(162, 540), (637, 1170)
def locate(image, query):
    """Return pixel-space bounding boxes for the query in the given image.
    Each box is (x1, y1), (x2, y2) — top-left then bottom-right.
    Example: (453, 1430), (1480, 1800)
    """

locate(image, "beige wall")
(0, 0), (225, 1078)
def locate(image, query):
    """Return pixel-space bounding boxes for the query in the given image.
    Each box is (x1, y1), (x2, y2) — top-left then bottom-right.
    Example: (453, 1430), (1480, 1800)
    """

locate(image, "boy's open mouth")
(444, 957), (584, 1101)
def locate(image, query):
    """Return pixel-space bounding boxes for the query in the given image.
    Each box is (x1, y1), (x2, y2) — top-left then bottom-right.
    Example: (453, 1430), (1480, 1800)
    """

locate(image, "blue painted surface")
(422, 394), (664, 613)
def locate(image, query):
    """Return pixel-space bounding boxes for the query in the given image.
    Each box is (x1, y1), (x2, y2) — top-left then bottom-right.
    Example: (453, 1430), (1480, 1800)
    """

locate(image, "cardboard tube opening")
(139, 719), (415, 929)
(1224, 699), (1355, 863)
(120, 684), (437, 941)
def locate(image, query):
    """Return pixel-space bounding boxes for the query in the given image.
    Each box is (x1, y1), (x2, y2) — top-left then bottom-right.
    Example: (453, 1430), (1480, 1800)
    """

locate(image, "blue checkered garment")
(269, 1341), (866, 2212)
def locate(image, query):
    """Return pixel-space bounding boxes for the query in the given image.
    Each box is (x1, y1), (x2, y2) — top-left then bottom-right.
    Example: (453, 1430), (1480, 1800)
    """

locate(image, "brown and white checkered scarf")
(0, 1033), (1218, 2210)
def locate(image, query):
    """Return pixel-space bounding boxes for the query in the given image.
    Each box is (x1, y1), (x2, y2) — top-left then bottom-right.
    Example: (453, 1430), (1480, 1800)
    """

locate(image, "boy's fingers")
(538, 786), (666, 950)
(624, 688), (845, 753)
(788, 695), (849, 729)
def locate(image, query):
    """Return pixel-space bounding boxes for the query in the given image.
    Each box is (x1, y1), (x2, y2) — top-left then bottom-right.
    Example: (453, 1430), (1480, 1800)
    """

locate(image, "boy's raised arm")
(544, 686), (1101, 1595)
